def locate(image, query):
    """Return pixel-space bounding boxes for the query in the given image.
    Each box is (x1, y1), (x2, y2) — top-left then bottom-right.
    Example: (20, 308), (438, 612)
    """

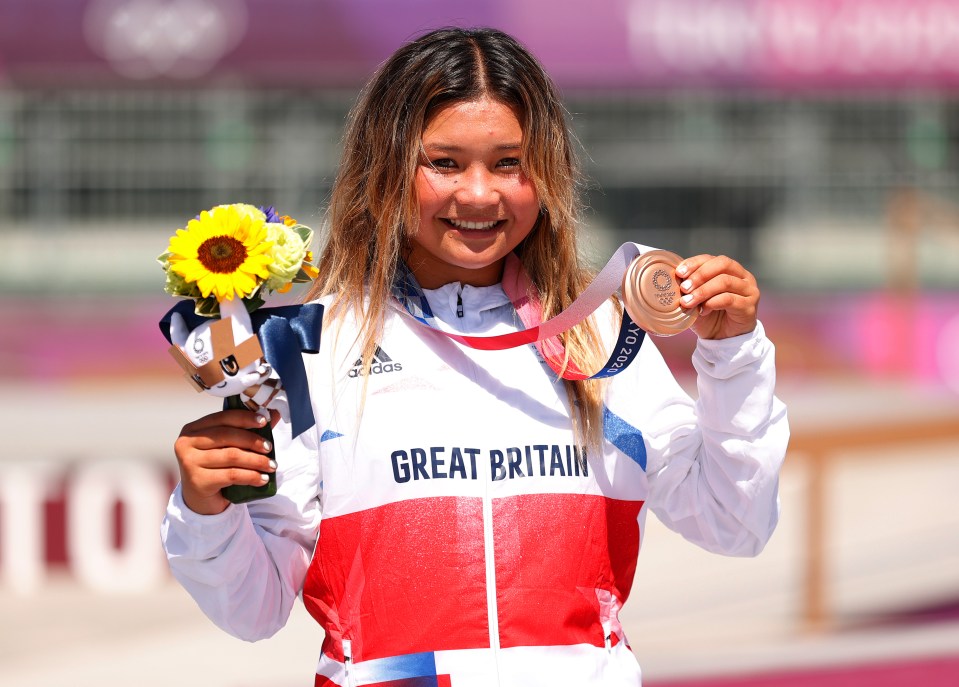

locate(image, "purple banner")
(1, 0), (957, 90)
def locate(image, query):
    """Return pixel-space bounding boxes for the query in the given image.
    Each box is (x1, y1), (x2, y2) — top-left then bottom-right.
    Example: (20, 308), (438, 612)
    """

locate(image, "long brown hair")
(308, 27), (610, 448)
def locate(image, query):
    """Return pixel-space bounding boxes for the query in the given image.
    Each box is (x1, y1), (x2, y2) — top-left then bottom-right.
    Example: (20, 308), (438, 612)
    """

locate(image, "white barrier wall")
(1, 383), (208, 595)
(0, 460), (174, 594)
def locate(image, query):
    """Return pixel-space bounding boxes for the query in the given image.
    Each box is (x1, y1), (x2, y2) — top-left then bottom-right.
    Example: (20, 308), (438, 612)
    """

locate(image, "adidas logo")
(348, 346), (403, 378)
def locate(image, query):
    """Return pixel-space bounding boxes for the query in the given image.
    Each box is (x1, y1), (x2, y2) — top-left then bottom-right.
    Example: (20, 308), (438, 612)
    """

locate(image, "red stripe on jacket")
(303, 494), (643, 662)
(494, 494), (642, 648)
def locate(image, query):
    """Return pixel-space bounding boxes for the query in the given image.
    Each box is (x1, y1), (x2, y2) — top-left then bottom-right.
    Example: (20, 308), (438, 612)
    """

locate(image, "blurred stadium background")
(1, 1), (958, 685)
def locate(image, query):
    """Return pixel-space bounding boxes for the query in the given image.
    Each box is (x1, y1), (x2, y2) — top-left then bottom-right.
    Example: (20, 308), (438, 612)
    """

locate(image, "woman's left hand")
(675, 254), (760, 340)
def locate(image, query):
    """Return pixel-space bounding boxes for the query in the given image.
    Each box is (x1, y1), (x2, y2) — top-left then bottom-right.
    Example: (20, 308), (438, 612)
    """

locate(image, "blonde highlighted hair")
(307, 27), (611, 448)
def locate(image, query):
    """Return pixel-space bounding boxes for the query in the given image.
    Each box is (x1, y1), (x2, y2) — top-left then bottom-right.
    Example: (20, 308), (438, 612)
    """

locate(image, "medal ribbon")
(391, 242), (655, 380)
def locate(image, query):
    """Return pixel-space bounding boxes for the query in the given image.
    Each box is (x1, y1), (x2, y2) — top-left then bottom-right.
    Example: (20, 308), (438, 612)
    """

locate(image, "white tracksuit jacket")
(161, 279), (789, 687)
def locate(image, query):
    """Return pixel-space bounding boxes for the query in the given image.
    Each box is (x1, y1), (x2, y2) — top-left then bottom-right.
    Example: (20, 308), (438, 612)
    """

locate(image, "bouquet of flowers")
(158, 203), (321, 503)
(159, 203), (317, 315)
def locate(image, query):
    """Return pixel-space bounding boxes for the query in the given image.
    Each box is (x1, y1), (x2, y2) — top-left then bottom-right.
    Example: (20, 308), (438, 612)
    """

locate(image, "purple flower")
(259, 205), (282, 224)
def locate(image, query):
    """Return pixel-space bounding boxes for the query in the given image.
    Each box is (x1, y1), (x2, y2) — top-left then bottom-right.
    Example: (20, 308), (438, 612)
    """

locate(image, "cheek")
(511, 182), (541, 223)
(415, 171), (446, 216)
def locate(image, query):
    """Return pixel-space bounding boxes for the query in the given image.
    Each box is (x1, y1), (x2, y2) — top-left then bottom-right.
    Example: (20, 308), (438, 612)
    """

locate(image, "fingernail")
(681, 294), (694, 305)
(257, 414), (267, 425)
(262, 440), (272, 453)
(677, 264), (688, 276)
(260, 473), (270, 482)
(681, 279), (692, 291)
(269, 460), (278, 470)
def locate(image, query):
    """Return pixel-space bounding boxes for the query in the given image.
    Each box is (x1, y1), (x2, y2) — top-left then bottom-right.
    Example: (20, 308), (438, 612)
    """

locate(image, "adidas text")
(348, 362), (403, 378)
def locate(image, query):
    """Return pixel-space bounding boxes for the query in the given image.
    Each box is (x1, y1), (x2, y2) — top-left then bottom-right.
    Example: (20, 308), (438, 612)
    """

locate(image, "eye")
(220, 355), (240, 376)
(497, 157), (522, 173)
(428, 158), (457, 171)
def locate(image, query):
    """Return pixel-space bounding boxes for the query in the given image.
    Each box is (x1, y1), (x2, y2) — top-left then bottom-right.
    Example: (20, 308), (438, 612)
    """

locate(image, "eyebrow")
(422, 142), (523, 153)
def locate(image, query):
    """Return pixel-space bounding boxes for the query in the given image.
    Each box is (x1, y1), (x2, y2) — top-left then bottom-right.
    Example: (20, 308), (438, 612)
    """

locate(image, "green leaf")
(243, 293), (266, 313)
(292, 224), (313, 244)
(293, 267), (317, 282)
(194, 297), (221, 317)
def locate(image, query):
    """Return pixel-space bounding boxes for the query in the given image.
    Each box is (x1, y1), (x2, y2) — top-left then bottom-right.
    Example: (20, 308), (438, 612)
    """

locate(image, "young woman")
(163, 27), (789, 686)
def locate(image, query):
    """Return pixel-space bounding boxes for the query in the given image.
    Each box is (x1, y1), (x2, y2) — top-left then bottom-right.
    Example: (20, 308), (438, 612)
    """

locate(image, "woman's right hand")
(173, 409), (277, 515)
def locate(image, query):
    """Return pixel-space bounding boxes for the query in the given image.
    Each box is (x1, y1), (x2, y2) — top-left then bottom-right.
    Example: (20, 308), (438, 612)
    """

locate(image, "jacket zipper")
(481, 441), (502, 680)
(603, 620), (612, 653)
(456, 291), (464, 318)
(343, 639), (356, 687)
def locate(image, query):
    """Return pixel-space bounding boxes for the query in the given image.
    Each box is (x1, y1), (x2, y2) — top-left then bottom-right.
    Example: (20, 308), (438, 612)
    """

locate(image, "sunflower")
(166, 205), (273, 301)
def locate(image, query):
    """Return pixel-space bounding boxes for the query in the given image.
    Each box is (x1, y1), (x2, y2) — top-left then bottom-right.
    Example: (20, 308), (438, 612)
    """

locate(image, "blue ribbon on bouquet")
(159, 301), (324, 438)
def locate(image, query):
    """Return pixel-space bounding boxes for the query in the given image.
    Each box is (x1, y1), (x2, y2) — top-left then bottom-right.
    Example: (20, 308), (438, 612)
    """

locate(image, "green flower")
(263, 222), (312, 292)
(158, 251), (202, 299)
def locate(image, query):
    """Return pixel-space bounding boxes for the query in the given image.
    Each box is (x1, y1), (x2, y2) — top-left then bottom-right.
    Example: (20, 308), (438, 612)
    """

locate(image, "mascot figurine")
(167, 298), (287, 422)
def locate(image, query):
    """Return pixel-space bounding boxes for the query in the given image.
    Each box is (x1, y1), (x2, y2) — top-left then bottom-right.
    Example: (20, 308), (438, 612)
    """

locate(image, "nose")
(456, 163), (500, 207)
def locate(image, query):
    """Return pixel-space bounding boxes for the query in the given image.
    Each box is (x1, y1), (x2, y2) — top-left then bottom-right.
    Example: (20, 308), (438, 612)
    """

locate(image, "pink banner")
(1, 0), (958, 89)
(626, 0), (959, 89)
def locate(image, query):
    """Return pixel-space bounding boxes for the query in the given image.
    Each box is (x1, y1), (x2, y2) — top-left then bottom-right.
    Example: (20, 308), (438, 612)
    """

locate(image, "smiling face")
(407, 98), (541, 289)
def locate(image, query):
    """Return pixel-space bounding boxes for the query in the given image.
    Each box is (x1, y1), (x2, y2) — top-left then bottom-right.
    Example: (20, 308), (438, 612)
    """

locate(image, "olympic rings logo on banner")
(83, 0), (248, 79)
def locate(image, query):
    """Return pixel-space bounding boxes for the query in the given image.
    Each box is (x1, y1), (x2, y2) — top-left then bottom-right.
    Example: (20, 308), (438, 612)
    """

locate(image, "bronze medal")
(622, 250), (697, 336)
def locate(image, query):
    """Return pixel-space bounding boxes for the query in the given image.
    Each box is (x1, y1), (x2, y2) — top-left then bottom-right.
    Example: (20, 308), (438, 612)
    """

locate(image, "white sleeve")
(160, 416), (321, 641)
(613, 321), (789, 557)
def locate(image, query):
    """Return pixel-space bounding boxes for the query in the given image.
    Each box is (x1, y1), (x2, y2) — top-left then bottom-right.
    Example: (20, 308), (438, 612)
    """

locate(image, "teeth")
(448, 219), (499, 230)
